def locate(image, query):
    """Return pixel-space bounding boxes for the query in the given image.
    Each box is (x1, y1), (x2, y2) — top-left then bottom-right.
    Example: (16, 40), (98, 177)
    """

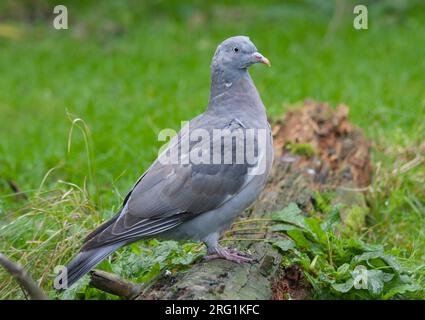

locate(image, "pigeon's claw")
(204, 247), (253, 264)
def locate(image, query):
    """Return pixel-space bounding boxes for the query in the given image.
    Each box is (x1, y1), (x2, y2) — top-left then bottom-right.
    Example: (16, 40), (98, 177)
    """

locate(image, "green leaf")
(305, 218), (327, 243)
(332, 278), (354, 293)
(336, 263), (350, 277)
(382, 282), (423, 299)
(354, 251), (403, 273)
(130, 243), (142, 255)
(271, 239), (296, 252)
(171, 252), (202, 265)
(345, 238), (384, 253)
(364, 269), (394, 295)
(287, 229), (310, 248)
(332, 267), (394, 296)
(321, 204), (342, 231)
(60, 276), (91, 300)
(271, 203), (305, 228)
(136, 262), (161, 282)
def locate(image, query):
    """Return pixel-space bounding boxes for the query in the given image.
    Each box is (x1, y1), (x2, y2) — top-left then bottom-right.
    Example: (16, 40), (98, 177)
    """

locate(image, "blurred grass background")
(0, 0), (424, 299)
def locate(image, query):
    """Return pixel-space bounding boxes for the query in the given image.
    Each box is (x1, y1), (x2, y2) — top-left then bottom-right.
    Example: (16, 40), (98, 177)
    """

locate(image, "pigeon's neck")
(208, 65), (265, 117)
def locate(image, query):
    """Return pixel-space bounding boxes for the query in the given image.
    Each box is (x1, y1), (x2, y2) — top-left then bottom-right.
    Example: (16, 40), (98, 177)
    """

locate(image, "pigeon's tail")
(61, 242), (124, 290)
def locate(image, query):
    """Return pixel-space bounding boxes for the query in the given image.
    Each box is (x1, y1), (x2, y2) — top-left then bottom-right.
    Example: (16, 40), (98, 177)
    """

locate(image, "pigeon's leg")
(203, 233), (252, 264)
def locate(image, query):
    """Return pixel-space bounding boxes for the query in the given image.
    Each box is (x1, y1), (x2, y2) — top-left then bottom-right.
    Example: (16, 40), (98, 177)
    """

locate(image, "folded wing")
(82, 118), (261, 250)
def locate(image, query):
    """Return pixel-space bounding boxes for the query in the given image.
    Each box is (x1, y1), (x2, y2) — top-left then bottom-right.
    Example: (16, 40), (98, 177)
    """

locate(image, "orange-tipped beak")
(253, 52), (271, 67)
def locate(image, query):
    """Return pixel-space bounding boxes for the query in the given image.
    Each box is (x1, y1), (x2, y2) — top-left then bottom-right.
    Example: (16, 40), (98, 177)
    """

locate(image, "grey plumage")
(61, 36), (273, 289)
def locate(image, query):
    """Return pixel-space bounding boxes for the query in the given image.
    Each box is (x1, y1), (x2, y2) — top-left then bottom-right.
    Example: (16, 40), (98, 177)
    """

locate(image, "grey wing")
(82, 118), (259, 250)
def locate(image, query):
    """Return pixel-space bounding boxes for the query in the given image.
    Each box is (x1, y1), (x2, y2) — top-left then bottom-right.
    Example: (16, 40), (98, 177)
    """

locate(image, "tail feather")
(84, 212), (120, 243)
(62, 242), (124, 290)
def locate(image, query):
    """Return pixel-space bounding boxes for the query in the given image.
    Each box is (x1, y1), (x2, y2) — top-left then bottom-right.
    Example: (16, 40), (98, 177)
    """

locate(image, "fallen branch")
(89, 270), (141, 299)
(0, 253), (48, 300)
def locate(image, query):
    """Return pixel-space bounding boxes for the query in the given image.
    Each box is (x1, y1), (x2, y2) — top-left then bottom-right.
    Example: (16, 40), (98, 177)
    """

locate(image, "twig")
(0, 253), (48, 300)
(232, 218), (273, 225)
(89, 270), (141, 299)
(320, 184), (372, 192)
(6, 180), (28, 200)
(396, 155), (424, 174)
(221, 238), (269, 242)
(225, 226), (269, 234)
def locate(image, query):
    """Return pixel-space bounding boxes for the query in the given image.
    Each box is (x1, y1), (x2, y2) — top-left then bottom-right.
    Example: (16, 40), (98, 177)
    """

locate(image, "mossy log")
(90, 101), (372, 300)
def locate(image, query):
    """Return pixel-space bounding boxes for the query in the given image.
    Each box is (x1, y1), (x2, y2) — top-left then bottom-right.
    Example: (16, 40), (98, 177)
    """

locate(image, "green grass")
(0, 0), (424, 299)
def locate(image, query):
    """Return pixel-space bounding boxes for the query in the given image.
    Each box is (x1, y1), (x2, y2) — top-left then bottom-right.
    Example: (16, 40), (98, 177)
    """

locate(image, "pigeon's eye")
(233, 47), (239, 53)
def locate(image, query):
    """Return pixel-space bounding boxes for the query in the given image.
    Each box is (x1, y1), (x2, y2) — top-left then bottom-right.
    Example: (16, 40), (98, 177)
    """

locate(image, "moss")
(287, 143), (315, 158)
(312, 192), (335, 213)
(343, 205), (369, 234)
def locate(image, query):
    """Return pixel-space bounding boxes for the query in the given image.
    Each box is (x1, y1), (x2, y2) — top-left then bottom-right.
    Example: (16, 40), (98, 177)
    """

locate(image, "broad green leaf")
(336, 263), (350, 277)
(287, 229), (310, 248)
(271, 203), (305, 228)
(354, 251), (403, 273)
(365, 269), (394, 295)
(271, 239), (296, 252)
(60, 276), (90, 300)
(305, 217), (327, 243)
(382, 282), (423, 299)
(332, 278), (354, 293)
(345, 238), (384, 252)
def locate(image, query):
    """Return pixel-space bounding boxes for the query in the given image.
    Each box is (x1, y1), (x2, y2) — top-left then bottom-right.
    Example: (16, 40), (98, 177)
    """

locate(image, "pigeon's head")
(212, 36), (271, 71)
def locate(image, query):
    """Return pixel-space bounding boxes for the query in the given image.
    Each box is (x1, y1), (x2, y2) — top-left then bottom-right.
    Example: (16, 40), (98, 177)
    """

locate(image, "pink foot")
(204, 247), (253, 264)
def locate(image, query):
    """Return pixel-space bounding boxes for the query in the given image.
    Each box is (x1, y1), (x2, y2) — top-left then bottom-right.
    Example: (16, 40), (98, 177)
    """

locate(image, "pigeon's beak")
(252, 52), (271, 67)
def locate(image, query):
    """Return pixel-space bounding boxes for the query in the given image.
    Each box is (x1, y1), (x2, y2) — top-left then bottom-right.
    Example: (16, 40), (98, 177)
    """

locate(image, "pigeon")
(60, 36), (273, 289)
